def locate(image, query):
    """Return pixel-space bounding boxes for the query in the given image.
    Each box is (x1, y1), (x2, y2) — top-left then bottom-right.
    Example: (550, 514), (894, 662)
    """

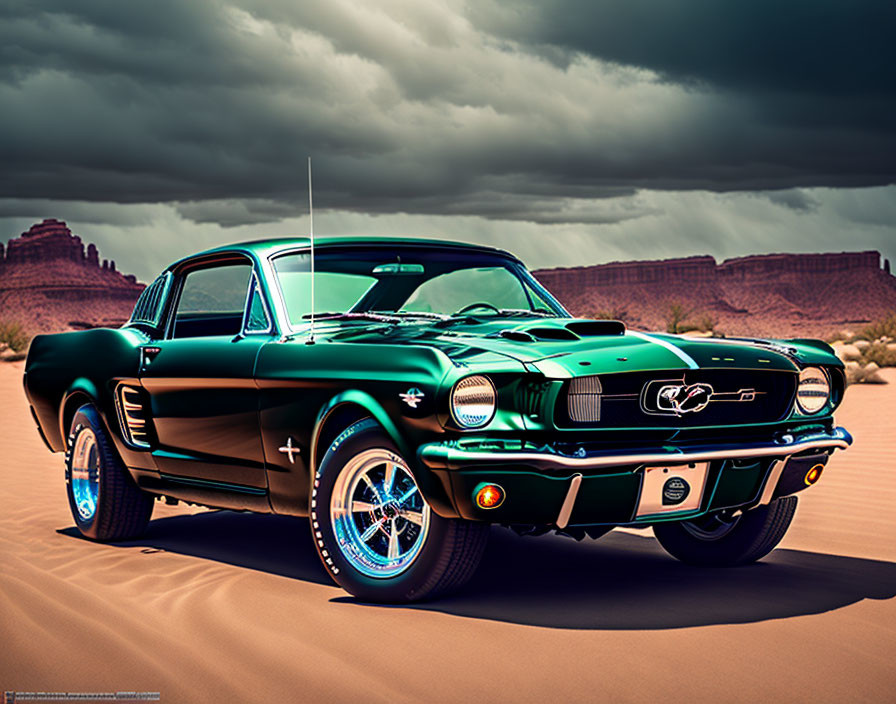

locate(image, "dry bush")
(0, 320), (30, 352)
(696, 314), (719, 333)
(861, 313), (896, 342)
(664, 301), (697, 334)
(591, 306), (628, 322)
(861, 342), (896, 368)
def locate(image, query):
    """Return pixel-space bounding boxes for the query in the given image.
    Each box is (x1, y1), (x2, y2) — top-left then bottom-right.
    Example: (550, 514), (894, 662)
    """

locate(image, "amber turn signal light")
(804, 464), (824, 486)
(474, 483), (505, 509)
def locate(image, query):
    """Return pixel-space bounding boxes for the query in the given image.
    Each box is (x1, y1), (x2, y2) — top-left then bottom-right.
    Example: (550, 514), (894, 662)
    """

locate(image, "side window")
(172, 263), (252, 339)
(129, 272), (171, 329)
(245, 277), (272, 333)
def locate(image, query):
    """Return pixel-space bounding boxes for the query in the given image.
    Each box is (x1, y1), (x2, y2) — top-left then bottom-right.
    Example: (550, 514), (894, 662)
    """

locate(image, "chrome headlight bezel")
(795, 366), (831, 415)
(450, 375), (497, 428)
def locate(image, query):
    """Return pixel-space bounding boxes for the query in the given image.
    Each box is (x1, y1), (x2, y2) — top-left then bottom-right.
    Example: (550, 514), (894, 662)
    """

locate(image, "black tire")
(652, 496), (797, 567)
(310, 419), (488, 603)
(65, 404), (153, 541)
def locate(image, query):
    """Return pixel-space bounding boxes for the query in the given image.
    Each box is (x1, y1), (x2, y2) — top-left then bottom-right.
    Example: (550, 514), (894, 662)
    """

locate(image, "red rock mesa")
(534, 251), (896, 338)
(0, 219), (144, 335)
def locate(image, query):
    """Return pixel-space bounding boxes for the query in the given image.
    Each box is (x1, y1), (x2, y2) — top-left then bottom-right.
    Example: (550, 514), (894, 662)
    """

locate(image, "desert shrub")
(861, 313), (896, 342)
(591, 306), (628, 321)
(664, 301), (696, 334)
(696, 314), (719, 333)
(861, 342), (896, 368)
(0, 320), (30, 352)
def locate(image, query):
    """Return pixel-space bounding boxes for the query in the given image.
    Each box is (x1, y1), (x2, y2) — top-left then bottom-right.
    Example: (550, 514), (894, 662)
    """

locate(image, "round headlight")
(796, 366), (830, 415)
(450, 375), (496, 428)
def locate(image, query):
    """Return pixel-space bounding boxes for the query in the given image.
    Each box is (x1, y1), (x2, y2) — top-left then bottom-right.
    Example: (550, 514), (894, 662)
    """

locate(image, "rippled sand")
(2, 361), (894, 703)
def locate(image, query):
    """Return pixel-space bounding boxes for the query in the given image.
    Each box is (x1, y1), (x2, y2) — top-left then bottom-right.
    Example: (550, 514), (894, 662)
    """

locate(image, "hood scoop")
(498, 319), (625, 343)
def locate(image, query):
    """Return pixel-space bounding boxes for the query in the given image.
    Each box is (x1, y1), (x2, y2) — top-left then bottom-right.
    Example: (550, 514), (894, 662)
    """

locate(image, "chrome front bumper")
(419, 427), (853, 472)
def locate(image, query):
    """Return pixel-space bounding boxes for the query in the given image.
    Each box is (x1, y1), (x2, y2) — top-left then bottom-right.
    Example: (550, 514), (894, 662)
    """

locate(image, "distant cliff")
(0, 219), (144, 334)
(534, 251), (896, 337)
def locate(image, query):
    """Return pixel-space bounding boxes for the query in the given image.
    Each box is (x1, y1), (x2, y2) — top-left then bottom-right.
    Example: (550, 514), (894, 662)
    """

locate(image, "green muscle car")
(23, 237), (852, 602)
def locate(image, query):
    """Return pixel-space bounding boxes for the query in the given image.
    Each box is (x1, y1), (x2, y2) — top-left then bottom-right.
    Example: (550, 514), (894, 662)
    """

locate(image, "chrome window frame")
(240, 270), (276, 336)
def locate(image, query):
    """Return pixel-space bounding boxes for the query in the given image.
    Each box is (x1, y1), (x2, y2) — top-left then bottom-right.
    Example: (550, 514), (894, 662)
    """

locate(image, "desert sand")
(1, 361), (894, 703)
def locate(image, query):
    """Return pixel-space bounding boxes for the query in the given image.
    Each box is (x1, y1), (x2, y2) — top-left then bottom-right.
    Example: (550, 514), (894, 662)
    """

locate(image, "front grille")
(115, 384), (153, 448)
(557, 369), (798, 428)
(567, 375), (602, 422)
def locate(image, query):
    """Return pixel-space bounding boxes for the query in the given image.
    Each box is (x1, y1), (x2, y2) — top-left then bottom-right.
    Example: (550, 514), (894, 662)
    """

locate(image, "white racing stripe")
(629, 331), (699, 370)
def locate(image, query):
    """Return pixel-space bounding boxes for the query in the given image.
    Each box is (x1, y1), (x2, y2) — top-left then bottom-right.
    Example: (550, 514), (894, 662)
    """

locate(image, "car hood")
(317, 318), (838, 376)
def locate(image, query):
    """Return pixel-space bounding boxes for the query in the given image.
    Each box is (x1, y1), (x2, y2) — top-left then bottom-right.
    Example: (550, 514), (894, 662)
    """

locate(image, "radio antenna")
(307, 156), (316, 345)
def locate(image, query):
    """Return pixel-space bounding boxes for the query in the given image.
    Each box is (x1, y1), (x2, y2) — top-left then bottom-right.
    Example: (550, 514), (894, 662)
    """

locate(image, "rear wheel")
(311, 419), (488, 602)
(65, 405), (153, 541)
(652, 496), (797, 566)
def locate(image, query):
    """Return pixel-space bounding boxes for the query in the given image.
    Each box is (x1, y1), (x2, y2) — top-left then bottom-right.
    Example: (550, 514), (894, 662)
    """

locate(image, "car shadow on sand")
(60, 511), (896, 630)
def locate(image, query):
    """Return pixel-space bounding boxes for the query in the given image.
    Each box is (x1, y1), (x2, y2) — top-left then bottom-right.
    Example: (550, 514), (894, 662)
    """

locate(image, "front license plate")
(636, 462), (710, 518)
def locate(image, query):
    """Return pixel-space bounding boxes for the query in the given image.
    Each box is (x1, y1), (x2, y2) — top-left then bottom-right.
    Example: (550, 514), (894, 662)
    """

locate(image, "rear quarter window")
(129, 272), (171, 328)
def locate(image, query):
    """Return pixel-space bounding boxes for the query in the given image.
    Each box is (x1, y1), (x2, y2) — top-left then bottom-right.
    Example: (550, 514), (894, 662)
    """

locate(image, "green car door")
(138, 257), (274, 489)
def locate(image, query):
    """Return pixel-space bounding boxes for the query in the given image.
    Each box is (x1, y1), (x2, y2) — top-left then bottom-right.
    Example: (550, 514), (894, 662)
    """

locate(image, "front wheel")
(310, 419), (489, 602)
(652, 496), (797, 567)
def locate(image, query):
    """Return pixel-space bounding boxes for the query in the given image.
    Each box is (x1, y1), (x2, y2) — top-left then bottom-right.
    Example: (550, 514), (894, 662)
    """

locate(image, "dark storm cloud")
(0, 0), (893, 229)
(471, 1), (896, 95)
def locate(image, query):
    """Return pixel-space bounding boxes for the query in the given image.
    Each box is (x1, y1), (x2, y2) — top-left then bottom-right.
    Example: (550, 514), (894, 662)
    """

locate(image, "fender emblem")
(399, 388), (424, 409)
(278, 437), (300, 464)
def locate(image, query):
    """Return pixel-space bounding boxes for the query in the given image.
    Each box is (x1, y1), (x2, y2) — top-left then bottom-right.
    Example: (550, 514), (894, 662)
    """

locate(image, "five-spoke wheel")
(330, 448), (431, 578)
(311, 418), (489, 602)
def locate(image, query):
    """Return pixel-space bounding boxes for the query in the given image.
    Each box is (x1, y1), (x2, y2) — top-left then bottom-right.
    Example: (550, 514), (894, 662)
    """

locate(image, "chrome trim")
(755, 458), (789, 507)
(261, 247), (300, 338)
(240, 270), (275, 336)
(278, 436), (300, 464)
(114, 383), (151, 449)
(556, 473), (582, 529)
(420, 427), (852, 470)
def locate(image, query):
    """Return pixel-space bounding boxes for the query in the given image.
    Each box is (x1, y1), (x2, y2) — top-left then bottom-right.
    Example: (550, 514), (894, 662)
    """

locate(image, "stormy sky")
(0, 0), (894, 281)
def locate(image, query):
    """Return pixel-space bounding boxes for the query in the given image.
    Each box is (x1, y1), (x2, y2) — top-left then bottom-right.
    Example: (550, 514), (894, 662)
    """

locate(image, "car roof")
(167, 236), (520, 271)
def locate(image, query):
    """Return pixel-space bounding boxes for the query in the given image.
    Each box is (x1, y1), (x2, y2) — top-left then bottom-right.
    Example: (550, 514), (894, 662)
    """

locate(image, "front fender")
(311, 389), (408, 471)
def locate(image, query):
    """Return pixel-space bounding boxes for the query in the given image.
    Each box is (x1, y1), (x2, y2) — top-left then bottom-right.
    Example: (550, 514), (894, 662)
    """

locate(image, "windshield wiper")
(302, 311), (403, 323)
(496, 308), (557, 318)
(393, 310), (451, 321)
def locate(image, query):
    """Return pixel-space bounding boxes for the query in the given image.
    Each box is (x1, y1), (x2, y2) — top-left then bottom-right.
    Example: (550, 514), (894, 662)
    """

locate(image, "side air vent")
(115, 384), (153, 449)
(567, 375), (602, 423)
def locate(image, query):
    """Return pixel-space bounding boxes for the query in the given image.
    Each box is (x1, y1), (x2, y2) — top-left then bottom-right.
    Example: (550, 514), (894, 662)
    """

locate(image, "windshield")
(271, 246), (566, 327)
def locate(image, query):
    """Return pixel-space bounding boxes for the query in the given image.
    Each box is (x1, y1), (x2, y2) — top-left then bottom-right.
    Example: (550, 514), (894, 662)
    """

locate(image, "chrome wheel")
(71, 428), (100, 521)
(330, 448), (431, 578)
(680, 510), (741, 541)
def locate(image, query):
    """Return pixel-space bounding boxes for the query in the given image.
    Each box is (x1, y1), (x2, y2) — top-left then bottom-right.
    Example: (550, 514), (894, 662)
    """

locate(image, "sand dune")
(1, 361), (894, 703)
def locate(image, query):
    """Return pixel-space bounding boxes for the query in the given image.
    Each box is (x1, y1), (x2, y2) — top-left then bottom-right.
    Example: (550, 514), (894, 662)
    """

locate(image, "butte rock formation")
(534, 251), (896, 338)
(0, 219), (145, 335)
